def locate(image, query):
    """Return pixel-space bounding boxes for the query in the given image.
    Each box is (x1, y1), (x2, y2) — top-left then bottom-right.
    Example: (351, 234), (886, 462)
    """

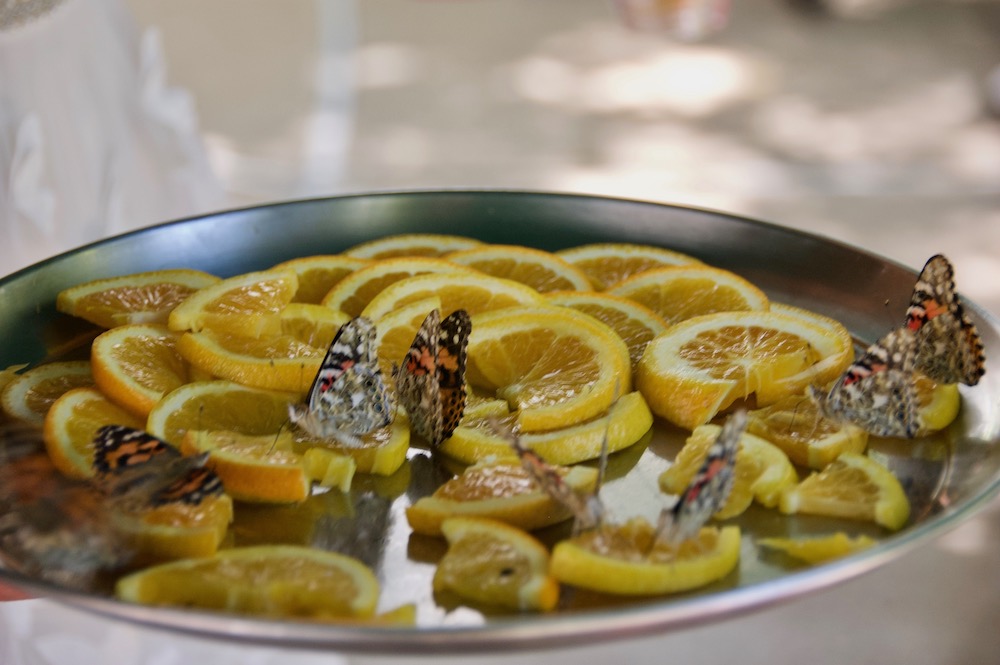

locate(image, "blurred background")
(1, 1), (999, 663)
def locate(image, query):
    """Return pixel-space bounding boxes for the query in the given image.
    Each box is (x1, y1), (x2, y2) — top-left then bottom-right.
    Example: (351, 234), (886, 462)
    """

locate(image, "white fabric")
(0, 0), (221, 276)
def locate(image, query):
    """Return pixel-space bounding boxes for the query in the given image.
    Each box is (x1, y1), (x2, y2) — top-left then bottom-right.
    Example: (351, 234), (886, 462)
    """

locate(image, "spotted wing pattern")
(810, 327), (920, 438)
(288, 316), (395, 444)
(655, 411), (744, 546)
(395, 309), (470, 446)
(92, 425), (224, 507)
(905, 254), (986, 386)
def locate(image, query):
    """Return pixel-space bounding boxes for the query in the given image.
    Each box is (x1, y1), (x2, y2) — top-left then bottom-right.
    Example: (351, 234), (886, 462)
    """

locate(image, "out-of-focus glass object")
(614, 0), (730, 40)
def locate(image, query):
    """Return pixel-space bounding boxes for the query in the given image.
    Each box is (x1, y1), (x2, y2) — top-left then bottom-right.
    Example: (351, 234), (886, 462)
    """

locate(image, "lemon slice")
(445, 244), (593, 292)
(758, 532), (877, 564)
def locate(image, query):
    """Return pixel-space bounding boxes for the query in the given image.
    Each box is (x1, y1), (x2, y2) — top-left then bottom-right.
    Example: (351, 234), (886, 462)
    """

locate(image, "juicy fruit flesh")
(435, 465), (537, 501)
(203, 282), (290, 316)
(26, 374), (93, 415)
(634, 279), (756, 324)
(680, 326), (820, 379)
(577, 520), (721, 564)
(110, 334), (189, 394)
(79, 284), (197, 316)
(434, 536), (534, 603)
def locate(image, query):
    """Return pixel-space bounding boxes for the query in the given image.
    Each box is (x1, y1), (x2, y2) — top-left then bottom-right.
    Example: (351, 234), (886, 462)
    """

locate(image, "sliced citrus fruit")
(292, 415), (411, 476)
(56, 269), (220, 329)
(466, 306), (631, 432)
(113, 494), (234, 563)
(372, 296), (443, 375)
(556, 243), (703, 291)
(546, 291), (669, 368)
(301, 447), (357, 492)
(91, 324), (189, 418)
(606, 265), (769, 326)
(176, 330), (323, 393)
(181, 430), (312, 504)
(360, 271), (545, 322)
(321, 257), (476, 317)
(440, 391), (653, 465)
(913, 375), (961, 434)
(660, 424), (798, 518)
(746, 394), (868, 470)
(115, 545), (380, 619)
(445, 244), (593, 292)
(636, 310), (854, 430)
(269, 255), (370, 304)
(168, 270), (298, 338)
(42, 386), (145, 478)
(1, 361), (93, 425)
(778, 452), (910, 530)
(433, 517), (559, 612)
(279, 303), (350, 348)
(146, 381), (298, 445)
(550, 521), (740, 595)
(406, 459), (599, 536)
(765, 303), (856, 399)
(343, 234), (483, 259)
(758, 532), (877, 564)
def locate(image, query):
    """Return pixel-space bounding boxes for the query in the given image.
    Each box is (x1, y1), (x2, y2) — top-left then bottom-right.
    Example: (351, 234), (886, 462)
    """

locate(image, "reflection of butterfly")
(92, 425), (224, 508)
(654, 411), (744, 547)
(394, 309), (471, 447)
(810, 328), (920, 438)
(905, 254), (985, 386)
(288, 316), (395, 446)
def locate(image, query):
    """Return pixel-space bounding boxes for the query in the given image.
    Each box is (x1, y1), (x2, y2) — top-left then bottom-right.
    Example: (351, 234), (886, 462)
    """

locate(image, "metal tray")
(1, 191), (998, 654)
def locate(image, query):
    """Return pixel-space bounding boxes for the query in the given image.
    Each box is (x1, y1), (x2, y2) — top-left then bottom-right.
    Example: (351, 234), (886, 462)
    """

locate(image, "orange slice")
(115, 545), (380, 619)
(279, 303), (351, 348)
(56, 269), (220, 329)
(556, 243), (702, 291)
(114, 494), (234, 563)
(292, 415), (411, 476)
(406, 459), (599, 536)
(1, 361), (94, 425)
(758, 533), (877, 564)
(343, 234), (483, 259)
(372, 296), (443, 376)
(269, 255), (370, 304)
(445, 244), (593, 292)
(91, 324), (189, 418)
(42, 386), (145, 479)
(607, 265), (769, 325)
(433, 517), (559, 612)
(636, 310), (853, 430)
(550, 521), (740, 595)
(168, 270), (298, 338)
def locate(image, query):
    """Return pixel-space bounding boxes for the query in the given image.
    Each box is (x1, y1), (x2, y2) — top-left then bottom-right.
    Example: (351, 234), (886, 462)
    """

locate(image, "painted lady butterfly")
(394, 309), (471, 447)
(654, 410), (744, 546)
(288, 316), (395, 446)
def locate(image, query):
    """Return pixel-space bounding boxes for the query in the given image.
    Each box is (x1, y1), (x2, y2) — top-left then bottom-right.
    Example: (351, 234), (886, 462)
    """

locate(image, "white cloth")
(0, 0), (222, 275)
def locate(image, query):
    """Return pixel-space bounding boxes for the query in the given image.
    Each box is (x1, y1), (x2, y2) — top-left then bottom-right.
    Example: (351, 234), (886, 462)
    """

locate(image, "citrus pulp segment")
(279, 303), (351, 348)
(1, 361), (94, 425)
(91, 324), (189, 418)
(556, 243), (703, 291)
(167, 270), (298, 338)
(445, 244), (593, 292)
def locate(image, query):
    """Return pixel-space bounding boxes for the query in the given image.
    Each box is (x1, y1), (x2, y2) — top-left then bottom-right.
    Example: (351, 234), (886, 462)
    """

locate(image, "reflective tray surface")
(1, 191), (998, 654)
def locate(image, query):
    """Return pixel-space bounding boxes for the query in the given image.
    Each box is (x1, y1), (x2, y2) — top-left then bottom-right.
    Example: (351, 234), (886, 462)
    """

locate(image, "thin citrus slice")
(607, 265), (769, 325)
(765, 303), (857, 399)
(440, 391), (653, 465)
(636, 310), (854, 430)
(279, 303), (351, 348)
(913, 375), (961, 434)
(466, 306), (631, 432)
(115, 545), (380, 619)
(556, 243), (703, 291)
(659, 424), (798, 518)
(113, 494), (234, 563)
(360, 271), (546, 322)
(91, 324), (189, 418)
(176, 330), (323, 393)
(406, 459), (599, 536)
(42, 386), (145, 478)
(546, 291), (669, 368)
(292, 415), (411, 476)
(180, 430), (312, 504)
(146, 381), (298, 445)
(445, 244), (593, 292)
(758, 533), (877, 564)
(746, 395), (868, 470)
(168, 270), (298, 337)
(269, 255), (370, 304)
(778, 452), (910, 530)
(301, 447), (357, 492)
(56, 269), (220, 329)
(343, 234), (483, 259)
(372, 296), (442, 376)
(1, 361), (94, 425)
(433, 517), (559, 612)
(550, 521), (740, 596)
(321, 257), (476, 317)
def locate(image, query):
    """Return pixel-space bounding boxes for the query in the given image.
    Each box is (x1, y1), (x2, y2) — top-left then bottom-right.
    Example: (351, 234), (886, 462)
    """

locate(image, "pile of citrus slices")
(0, 233), (964, 621)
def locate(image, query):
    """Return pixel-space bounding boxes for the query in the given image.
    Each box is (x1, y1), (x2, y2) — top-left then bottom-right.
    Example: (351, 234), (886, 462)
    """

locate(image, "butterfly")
(654, 411), (744, 547)
(905, 254), (986, 387)
(394, 309), (471, 447)
(288, 316), (395, 446)
(92, 425), (224, 508)
(810, 327), (920, 438)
